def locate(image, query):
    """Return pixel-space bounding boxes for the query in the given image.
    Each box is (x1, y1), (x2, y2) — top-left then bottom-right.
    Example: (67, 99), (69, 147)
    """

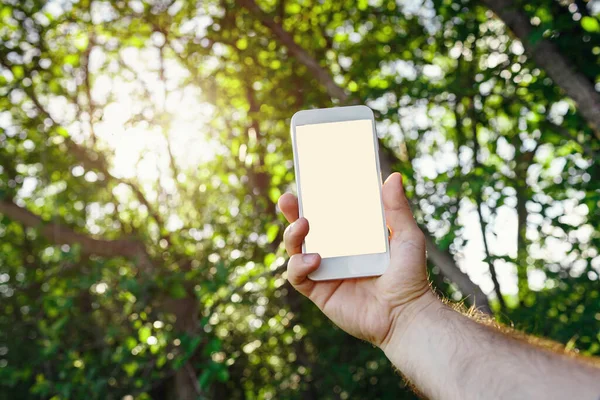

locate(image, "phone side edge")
(290, 112), (307, 255)
(369, 111), (391, 262)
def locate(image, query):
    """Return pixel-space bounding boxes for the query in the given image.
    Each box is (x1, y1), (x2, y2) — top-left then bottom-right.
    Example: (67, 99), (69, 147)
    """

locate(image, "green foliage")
(581, 16), (600, 33)
(0, 0), (598, 399)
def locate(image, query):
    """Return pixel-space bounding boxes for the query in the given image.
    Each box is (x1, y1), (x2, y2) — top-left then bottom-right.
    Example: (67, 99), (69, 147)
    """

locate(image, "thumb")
(382, 173), (419, 239)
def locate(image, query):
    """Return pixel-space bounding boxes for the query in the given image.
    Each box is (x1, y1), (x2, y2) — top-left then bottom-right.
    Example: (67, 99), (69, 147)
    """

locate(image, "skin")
(278, 172), (429, 348)
(278, 172), (600, 400)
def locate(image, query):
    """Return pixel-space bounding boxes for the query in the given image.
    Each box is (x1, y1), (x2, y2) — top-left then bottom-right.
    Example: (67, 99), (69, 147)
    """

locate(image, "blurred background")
(0, 0), (599, 398)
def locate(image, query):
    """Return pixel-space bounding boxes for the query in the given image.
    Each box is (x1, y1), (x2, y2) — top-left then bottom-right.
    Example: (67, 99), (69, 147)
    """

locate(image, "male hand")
(278, 172), (432, 348)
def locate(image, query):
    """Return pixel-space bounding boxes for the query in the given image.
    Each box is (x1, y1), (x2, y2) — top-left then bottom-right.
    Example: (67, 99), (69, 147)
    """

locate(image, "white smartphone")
(290, 105), (390, 281)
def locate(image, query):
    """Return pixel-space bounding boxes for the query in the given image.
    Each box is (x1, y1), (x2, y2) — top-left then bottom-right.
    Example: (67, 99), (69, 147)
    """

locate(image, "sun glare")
(87, 46), (218, 185)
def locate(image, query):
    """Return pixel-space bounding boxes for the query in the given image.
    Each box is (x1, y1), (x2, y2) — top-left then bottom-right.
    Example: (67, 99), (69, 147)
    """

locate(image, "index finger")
(278, 193), (299, 223)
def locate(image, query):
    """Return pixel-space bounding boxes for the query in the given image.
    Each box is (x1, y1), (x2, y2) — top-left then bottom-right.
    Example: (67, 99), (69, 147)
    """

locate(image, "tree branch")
(81, 34), (98, 146)
(481, 0), (600, 137)
(541, 119), (596, 159)
(0, 34), (155, 271)
(424, 235), (492, 314)
(504, 90), (597, 159)
(158, 44), (183, 189)
(469, 99), (506, 312)
(10, 61), (169, 241)
(474, 175), (505, 312)
(0, 54), (105, 172)
(0, 199), (149, 263)
(238, 0), (491, 313)
(514, 137), (533, 305)
(237, 0), (351, 103)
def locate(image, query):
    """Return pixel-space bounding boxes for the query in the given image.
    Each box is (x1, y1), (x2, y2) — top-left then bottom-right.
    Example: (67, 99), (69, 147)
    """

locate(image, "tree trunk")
(481, 0), (600, 137)
(475, 196), (506, 312)
(165, 297), (201, 400)
(513, 139), (535, 305)
(424, 235), (493, 314)
(515, 169), (530, 304)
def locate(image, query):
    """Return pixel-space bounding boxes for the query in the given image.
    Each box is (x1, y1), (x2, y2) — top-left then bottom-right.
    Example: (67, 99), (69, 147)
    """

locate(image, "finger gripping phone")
(290, 105), (390, 281)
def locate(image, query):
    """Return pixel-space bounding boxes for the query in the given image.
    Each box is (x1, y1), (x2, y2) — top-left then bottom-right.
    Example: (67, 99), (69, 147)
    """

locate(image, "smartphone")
(290, 105), (390, 281)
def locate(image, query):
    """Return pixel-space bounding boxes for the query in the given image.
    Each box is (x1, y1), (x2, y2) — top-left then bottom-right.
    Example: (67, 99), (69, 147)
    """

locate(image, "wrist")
(379, 289), (442, 354)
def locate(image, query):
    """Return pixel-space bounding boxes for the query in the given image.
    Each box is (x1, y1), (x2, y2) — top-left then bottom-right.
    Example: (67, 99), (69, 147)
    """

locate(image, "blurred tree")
(0, 0), (598, 399)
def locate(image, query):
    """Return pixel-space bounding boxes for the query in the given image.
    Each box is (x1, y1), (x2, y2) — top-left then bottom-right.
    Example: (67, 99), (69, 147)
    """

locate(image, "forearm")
(382, 291), (600, 400)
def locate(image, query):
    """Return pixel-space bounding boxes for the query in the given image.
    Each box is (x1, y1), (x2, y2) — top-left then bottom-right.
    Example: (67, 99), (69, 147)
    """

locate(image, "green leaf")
(0, 6), (12, 20)
(198, 370), (211, 389)
(125, 336), (137, 350)
(31, 374), (51, 395)
(128, 36), (146, 47)
(264, 253), (276, 267)
(216, 366), (230, 382)
(285, 3), (301, 14)
(268, 187), (281, 204)
(64, 54), (79, 66)
(270, 60), (281, 69)
(138, 326), (151, 343)
(11, 65), (24, 79)
(50, 316), (68, 333)
(528, 28), (544, 46)
(581, 17), (600, 33)
(123, 362), (138, 377)
(266, 224), (279, 243)
(182, 335), (202, 356)
(74, 33), (89, 51)
(169, 282), (187, 299)
(236, 38), (248, 50)
(156, 355), (167, 368)
(56, 127), (69, 137)
(205, 338), (221, 355)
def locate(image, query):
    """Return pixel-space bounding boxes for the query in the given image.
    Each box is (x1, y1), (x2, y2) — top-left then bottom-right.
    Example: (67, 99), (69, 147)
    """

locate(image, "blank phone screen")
(295, 119), (387, 259)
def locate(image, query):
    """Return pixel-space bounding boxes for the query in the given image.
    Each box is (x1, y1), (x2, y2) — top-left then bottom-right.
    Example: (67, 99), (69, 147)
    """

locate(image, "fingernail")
(303, 254), (318, 264)
(385, 172), (401, 183)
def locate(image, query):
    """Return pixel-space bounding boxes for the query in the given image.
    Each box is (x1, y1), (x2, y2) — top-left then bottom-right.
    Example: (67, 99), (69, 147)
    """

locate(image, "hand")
(278, 172), (432, 348)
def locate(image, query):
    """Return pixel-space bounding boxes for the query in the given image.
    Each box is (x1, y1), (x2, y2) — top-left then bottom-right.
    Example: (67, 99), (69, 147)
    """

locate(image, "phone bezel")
(290, 105), (390, 281)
